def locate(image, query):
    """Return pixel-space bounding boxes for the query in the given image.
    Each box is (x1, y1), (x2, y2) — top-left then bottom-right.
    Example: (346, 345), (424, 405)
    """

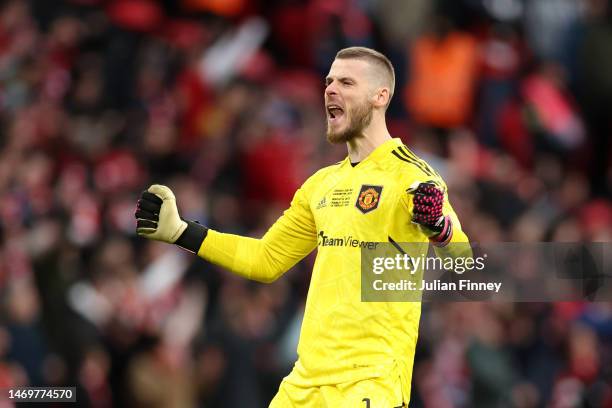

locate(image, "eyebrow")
(325, 76), (356, 85)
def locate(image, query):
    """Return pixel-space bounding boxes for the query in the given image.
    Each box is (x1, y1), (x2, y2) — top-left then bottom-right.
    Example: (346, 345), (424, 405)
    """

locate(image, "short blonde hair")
(335, 46), (395, 107)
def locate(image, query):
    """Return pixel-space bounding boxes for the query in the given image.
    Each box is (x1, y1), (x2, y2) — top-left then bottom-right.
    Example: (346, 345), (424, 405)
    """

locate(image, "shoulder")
(384, 144), (446, 189)
(291, 160), (344, 204)
(301, 160), (345, 189)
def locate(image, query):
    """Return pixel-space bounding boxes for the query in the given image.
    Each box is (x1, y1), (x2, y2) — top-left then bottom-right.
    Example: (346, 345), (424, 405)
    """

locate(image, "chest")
(309, 174), (407, 237)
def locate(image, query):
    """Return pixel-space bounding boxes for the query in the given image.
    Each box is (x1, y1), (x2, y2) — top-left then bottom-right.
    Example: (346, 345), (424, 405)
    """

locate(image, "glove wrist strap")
(175, 220), (208, 254)
(430, 216), (453, 247)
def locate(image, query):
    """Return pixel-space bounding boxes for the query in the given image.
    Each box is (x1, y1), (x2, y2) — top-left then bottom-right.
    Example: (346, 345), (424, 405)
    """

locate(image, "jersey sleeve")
(196, 182), (318, 283)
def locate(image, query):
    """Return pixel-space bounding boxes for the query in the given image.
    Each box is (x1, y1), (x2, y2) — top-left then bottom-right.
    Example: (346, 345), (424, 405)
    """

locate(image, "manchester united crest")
(355, 185), (383, 214)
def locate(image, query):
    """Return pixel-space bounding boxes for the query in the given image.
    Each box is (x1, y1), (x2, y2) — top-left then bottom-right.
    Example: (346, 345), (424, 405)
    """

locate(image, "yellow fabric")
(199, 138), (469, 404)
(270, 369), (406, 408)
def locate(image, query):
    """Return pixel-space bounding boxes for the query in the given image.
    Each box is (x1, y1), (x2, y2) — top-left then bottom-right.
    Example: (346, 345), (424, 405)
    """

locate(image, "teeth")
(327, 105), (343, 120)
(327, 106), (343, 117)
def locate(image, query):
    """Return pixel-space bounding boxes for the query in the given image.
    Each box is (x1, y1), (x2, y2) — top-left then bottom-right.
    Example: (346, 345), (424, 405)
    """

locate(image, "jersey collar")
(344, 137), (403, 168)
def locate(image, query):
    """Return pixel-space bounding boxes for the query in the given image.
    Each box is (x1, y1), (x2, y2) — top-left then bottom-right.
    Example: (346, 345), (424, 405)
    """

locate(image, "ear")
(372, 87), (390, 108)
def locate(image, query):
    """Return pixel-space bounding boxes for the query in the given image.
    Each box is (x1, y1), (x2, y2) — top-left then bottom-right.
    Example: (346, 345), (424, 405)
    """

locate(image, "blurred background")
(0, 0), (611, 406)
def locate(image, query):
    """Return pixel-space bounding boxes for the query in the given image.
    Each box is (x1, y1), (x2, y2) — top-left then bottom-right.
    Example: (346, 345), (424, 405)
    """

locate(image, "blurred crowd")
(0, 0), (611, 406)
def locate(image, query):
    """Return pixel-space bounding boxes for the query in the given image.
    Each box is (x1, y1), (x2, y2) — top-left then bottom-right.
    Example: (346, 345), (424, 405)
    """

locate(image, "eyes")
(325, 78), (354, 87)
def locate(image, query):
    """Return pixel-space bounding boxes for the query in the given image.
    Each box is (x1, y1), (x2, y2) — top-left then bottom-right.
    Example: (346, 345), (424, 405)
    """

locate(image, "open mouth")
(327, 104), (344, 123)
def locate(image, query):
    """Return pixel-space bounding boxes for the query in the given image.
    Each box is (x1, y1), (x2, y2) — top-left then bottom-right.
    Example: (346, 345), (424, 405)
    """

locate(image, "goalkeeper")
(135, 47), (469, 407)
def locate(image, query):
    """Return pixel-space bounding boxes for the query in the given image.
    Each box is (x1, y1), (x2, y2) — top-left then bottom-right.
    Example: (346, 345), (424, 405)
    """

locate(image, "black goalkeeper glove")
(408, 182), (453, 245)
(135, 184), (208, 253)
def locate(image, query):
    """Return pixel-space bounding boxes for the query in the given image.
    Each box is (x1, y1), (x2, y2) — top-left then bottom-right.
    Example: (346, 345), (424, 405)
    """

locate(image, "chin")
(327, 127), (356, 144)
(326, 135), (345, 144)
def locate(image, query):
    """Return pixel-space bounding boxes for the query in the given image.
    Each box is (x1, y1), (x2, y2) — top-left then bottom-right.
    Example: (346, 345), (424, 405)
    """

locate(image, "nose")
(325, 82), (338, 97)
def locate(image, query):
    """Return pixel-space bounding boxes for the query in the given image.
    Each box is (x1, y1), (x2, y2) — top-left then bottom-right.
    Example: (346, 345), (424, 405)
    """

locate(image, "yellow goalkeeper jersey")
(198, 138), (468, 398)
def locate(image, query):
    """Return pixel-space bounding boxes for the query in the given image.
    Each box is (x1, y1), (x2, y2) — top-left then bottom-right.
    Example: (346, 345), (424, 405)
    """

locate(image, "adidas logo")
(316, 197), (327, 209)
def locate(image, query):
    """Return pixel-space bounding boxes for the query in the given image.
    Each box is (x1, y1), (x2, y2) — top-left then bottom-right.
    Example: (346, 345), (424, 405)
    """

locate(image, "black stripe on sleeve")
(388, 236), (407, 254)
(391, 150), (434, 176)
(400, 145), (442, 179)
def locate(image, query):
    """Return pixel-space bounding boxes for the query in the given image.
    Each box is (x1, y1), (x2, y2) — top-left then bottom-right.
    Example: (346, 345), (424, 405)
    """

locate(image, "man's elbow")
(250, 267), (285, 283)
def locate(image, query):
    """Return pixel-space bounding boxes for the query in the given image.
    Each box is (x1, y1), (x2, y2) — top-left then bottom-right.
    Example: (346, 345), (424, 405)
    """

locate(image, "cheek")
(344, 96), (358, 112)
(347, 96), (369, 114)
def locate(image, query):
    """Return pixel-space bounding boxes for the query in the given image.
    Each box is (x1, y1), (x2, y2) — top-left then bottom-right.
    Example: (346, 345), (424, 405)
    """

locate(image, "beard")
(326, 99), (373, 144)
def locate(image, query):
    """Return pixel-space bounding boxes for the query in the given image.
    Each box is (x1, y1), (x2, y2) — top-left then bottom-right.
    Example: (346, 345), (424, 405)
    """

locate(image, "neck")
(346, 114), (392, 162)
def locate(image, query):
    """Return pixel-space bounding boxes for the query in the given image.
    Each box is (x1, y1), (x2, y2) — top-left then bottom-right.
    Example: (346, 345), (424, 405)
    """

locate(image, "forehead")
(327, 58), (372, 81)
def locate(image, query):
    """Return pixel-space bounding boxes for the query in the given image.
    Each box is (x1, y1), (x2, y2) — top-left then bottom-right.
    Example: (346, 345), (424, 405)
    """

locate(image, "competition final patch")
(356, 185), (383, 214)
